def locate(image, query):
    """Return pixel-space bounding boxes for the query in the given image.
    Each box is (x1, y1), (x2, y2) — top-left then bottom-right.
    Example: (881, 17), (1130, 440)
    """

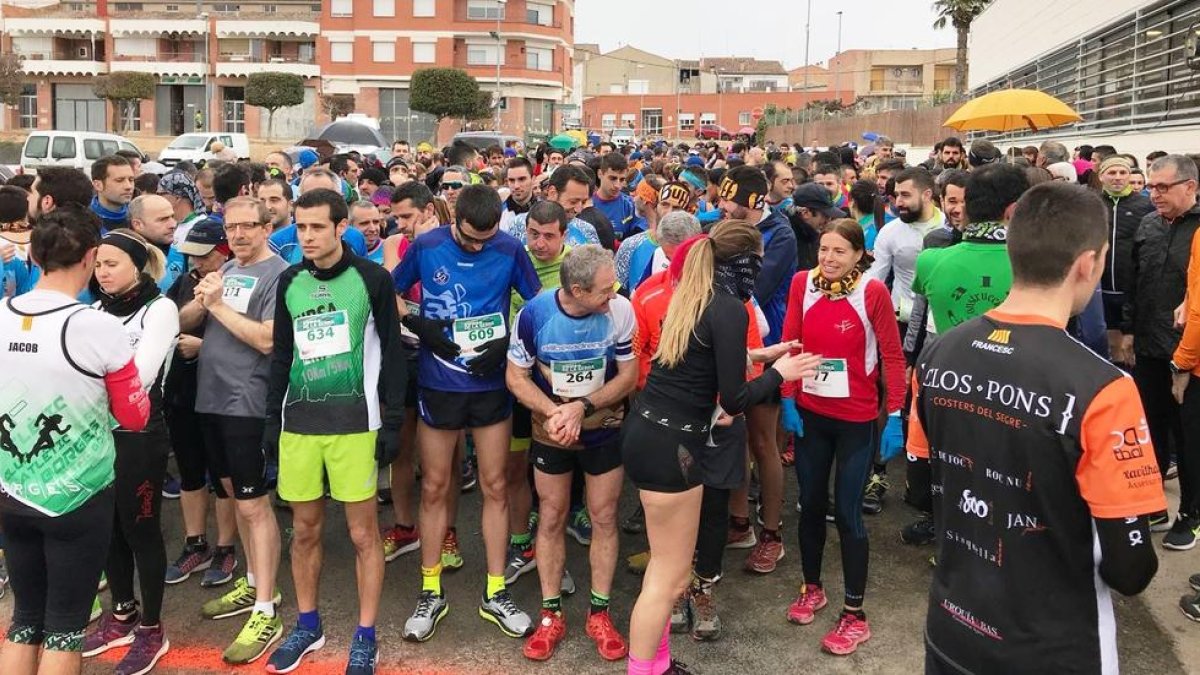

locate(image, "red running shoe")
(821, 612), (871, 655)
(585, 611), (628, 661)
(780, 436), (795, 467)
(786, 585), (827, 625)
(522, 610), (566, 661)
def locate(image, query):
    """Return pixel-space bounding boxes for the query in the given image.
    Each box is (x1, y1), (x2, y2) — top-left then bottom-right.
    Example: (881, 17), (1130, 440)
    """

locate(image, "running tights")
(795, 409), (875, 608)
(107, 426), (169, 626)
(694, 485), (730, 580)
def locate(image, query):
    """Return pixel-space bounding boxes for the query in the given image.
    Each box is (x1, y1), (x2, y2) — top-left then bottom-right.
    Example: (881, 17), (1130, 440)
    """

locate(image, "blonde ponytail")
(655, 237), (715, 368)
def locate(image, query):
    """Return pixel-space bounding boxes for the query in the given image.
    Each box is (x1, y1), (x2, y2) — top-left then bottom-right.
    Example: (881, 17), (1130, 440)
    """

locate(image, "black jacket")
(1102, 190), (1154, 294)
(1122, 203), (1200, 360)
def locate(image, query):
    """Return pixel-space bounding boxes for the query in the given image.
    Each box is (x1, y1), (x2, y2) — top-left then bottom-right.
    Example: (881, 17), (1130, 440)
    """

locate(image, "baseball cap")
(177, 218), (228, 257)
(297, 148), (320, 170)
(793, 183), (846, 219)
(685, 155), (704, 168)
(659, 182), (695, 212)
(386, 155), (409, 170)
(968, 140), (1001, 168)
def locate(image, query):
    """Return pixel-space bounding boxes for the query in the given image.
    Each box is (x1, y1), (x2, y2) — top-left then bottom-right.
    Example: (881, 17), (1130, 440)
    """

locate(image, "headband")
(101, 231), (150, 272)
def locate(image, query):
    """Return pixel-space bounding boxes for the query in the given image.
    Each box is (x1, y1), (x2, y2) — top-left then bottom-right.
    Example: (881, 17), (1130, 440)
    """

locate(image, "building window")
(526, 47), (552, 71)
(467, 43), (501, 66)
(330, 41), (353, 62)
(738, 111), (751, 125)
(330, 0), (352, 16)
(214, 3), (239, 11)
(166, 4), (179, 10)
(601, 114), (616, 130)
(413, 41), (436, 63)
(373, 0), (394, 17)
(466, 0), (504, 20)
(620, 113), (635, 127)
(114, 2), (143, 9)
(223, 86), (245, 133)
(627, 79), (649, 95)
(526, 2), (552, 25)
(18, 85), (36, 130)
(372, 41), (395, 62)
(700, 112), (716, 124)
(117, 101), (141, 132)
(413, 0), (434, 16)
(678, 113), (694, 131)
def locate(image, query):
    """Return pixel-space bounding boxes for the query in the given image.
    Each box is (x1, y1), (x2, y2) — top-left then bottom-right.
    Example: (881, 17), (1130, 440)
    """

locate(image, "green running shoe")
(201, 577), (281, 620)
(222, 610), (282, 664)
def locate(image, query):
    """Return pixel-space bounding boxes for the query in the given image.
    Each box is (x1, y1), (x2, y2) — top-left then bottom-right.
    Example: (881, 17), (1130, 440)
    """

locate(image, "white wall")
(969, 0), (1147, 89)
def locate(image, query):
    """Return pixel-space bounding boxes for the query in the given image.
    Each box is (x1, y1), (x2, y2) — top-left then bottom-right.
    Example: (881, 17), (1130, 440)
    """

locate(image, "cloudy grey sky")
(575, 0), (958, 69)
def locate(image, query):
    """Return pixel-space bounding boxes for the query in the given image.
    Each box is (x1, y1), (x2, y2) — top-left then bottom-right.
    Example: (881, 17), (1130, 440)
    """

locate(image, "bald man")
(130, 193), (187, 291)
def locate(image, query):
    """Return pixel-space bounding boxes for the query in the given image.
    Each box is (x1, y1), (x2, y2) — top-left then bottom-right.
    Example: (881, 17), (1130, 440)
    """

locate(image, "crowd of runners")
(0, 130), (1194, 675)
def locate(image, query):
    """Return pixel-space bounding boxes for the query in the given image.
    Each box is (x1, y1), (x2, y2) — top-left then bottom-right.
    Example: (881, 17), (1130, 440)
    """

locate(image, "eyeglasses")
(1147, 179), (1191, 193)
(223, 221), (264, 232)
(441, 181), (465, 191)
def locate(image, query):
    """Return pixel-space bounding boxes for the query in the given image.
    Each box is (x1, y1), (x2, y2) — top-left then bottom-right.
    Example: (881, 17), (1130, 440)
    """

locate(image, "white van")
(158, 132), (251, 167)
(21, 131), (145, 175)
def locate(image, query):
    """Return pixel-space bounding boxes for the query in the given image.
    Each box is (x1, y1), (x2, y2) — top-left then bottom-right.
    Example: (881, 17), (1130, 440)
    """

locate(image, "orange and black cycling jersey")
(908, 310), (1166, 675)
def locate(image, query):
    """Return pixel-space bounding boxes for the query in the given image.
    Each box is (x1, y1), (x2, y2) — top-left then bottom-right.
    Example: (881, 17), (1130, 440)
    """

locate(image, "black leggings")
(795, 409), (875, 608)
(694, 485), (729, 580)
(166, 402), (208, 493)
(107, 425), (169, 626)
(4, 488), (114, 650)
(1132, 356), (1181, 479)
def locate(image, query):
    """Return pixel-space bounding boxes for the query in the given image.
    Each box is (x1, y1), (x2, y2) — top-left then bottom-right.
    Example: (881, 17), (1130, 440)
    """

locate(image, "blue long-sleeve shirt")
(754, 210), (797, 346)
(591, 191), (645, 241)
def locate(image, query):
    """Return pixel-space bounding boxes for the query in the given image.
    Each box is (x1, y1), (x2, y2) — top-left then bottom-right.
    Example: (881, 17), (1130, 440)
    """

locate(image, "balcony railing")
(113, 51), (203, 62)
(217, 53), (315, 64)
(452, 4), (564, 27)
(17, 51), (105, 61)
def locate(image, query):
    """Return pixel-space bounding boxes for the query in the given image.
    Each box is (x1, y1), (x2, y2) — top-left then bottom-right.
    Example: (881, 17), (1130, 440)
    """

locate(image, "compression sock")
(486, 574), (506, 600)
(589, 589), (610, 615)
(297, 610), (320, 632)
(541, 596), (562, 615)
(421, 564), (443, 595)
(627, 654), (654, 675)
(652, 623), (671, 674)
(353, 625), (376, 643)
(510, 531), (532, 549)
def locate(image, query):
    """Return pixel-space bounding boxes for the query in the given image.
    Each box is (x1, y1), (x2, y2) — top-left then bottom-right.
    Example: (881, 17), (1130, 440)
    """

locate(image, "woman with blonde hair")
(620, 220), (819, 674)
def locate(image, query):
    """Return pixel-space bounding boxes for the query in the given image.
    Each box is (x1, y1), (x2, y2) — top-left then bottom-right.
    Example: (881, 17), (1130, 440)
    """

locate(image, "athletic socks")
(542, 596), (562, 614)
(421, 563), (443, 595)
(185, 534), (207, 549)
(486, 574), (506, 599)
(246, 572), (256, 589)
(652, 623), (671, 674)
(589, 589), (610, 615)
(253, 601), (276, 618)
(298, 610), (320, 632)
(628, 655), (654, 675)
(510, 531), (532, 549)
(353, 625), (376, 643)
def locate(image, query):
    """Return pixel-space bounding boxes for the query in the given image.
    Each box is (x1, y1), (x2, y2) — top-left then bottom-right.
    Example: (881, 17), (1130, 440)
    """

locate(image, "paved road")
(2, 462), (1193, 675)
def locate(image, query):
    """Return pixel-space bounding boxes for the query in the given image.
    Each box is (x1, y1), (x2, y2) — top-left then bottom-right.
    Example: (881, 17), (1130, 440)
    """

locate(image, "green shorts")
(278, 430), (378, 503)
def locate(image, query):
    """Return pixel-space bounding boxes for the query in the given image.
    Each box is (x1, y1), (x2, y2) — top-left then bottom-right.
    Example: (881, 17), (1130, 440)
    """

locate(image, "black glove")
(375, 425), (402, 468)
(262, 416), (282, 463)
(401, 314), (461, 361)
(467, 336), (509, 376)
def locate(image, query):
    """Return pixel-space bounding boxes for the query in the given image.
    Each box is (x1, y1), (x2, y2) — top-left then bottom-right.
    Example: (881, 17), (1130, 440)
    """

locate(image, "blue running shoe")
(345, 635), (377, 675)
(265, 623), (324, 674)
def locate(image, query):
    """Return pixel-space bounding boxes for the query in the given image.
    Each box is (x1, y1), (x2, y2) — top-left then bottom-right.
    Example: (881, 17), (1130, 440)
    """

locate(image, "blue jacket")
(591, 192), (645, 240)
(754, 210), (797, 346)
(1068, 283), (1109, 359)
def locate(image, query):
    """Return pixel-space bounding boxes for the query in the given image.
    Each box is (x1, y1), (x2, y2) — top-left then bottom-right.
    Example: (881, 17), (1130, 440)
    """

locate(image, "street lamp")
(493, 0), (506, 132)
(834, 11), (843, 100)
(801, 0), (812, 149)
(199, 11), (209, 133)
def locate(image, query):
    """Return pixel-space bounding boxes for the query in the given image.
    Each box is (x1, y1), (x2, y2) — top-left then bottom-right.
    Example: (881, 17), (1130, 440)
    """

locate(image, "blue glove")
(781, 398), (803, 436)
(880, 412), (904, 462)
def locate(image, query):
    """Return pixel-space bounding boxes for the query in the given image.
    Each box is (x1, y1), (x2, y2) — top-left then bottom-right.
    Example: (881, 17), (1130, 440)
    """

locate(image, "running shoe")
(201, 547), (237, 588)
(663, 660), (695, 674)
(901, 516), (937, 546)
(114, 625), (169, 675)
(375, 488), (393, 506)
(585, 611), (628, 661)
(90, 595), (103, 624)
(265, 623), (325, 674)
(98, 573), (108, 592)
(1149, 511), (1173, 533)
(1190, 572), (1200, 592)
(165, 544), (213, 585)
(479, 590), (533, 637)
(567, 508), (593, 546)
(1164, 514), (1200, 551)
(670, 590), (691, 633)
(461, 456), (478, 493)
(822, 612), (871, 655)
(202, 578), (281, 620)
(626, 550), (650, 575)
(503, 543), (537, 584)
(1182, 592), (1200, 622)
(786, 585), (828, 625)
(689, 587), (721, 642)
(382, 524), (420, 562)
(726, 526), (756, 549)
(522, 610), (566, 661)
(161, 474), (181, 500)
(561, 568), (576, 596)
(83, 611), (140, 657)
(744, 536), (784, 574)
(441, 529), (464, 570)
(780, 435), (795, 467)
(403, 590), (449, 642)
(621, 505), (645, 534)
(345, 635), (378, 675)
(1167, 460), (1179, 480)
(222, 610), (283, 665)
(826, 500), (837, 523)
(862, 473), (889, 515)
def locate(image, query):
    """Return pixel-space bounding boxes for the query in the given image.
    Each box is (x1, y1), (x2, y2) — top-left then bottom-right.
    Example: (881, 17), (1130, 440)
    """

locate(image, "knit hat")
(371, 186), (394, 207)
(297, 148), (320, 170)
(1098, 155), (1133, 175)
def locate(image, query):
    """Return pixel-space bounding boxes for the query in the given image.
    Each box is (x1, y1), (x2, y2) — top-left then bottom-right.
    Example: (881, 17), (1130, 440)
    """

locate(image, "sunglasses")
(441, 181), (465, 190)
(454, 221), (495, 246)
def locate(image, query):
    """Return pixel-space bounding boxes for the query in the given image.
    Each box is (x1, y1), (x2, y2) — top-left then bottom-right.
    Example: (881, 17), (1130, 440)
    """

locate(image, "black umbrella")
(312, 120), (387, 148)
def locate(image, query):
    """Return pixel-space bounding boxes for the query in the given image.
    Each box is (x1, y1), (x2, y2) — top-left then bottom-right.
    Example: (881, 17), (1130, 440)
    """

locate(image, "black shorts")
(166, 403), (208, 493)
(621, 404), (747, 492)
(200, 413), (268, 500)
(530, 439), (622, 476)
(403, 350), (420, 408)
(510, 403), (532, 452)
(417, 388), (512, 431)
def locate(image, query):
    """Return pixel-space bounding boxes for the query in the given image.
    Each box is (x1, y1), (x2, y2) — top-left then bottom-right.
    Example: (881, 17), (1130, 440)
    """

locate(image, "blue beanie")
(298, 148), (319, 169)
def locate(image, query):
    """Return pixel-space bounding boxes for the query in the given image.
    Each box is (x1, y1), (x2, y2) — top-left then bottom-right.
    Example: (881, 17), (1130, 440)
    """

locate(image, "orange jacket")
(1173, 230), (1200, 375)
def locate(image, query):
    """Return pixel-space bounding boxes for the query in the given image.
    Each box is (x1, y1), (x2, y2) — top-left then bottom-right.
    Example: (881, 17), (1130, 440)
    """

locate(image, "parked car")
(158, 132), (251, 167)
(451, 131), (523, 151)
(608, 128), (637, 147)
(695, 124), (732, 141)
(21, 131), (144, 175)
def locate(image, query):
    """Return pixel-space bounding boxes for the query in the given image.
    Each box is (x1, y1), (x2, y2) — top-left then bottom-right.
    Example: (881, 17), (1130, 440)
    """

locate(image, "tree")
(93, 72), (155, 133)
(245, 72), (305, 140)
(320, 93), (355, 120)
(933, 0), (991, 94)
(410, 68), (487, 138)
(0, 53), (27, 108)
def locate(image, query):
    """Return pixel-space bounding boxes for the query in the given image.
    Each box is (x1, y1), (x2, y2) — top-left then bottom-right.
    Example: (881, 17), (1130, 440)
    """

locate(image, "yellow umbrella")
(564, 129), (588, 146)
(943, 89), (1082, 133)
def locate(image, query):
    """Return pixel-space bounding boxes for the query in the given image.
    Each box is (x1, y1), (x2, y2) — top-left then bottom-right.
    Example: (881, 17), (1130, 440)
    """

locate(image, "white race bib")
(549, 357), (605, 398)
(222, 275), (258, 314)
(294, 310), (351, 361)
(452, 312), (506, 354)
(399, 301), (421, 342)
(802, 358), (849, 398)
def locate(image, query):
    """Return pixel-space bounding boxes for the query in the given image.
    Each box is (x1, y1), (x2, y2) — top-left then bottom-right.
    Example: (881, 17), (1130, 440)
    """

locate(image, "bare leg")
(627, 486), (703, 659)
(532, 470), (570, 601)
(288, 500), (325, 614)
(389, 409), (419, 527)
(585, 467), (623, 597)
(748, 404), (783, 530)
(344, 498), (384, 627)
(416, 423), (459, 570)
(472, 418), (515, 576)
(0, 642), (39, 675)
(236, 497), (280, 604)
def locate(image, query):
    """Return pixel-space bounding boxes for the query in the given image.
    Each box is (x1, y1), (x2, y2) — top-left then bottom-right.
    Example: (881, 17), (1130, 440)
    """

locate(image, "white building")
(970, 0), (1200, 158)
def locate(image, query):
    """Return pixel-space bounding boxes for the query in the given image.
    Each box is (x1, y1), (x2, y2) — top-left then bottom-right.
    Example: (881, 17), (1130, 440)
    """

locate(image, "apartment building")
(823, 48), (957, 112)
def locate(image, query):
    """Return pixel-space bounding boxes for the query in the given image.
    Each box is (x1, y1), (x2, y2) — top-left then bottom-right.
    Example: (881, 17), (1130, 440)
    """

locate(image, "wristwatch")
(580, 397), (597, 417)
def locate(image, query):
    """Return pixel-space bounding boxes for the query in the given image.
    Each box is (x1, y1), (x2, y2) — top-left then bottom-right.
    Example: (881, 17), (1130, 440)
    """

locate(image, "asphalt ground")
(1, 459), (1194, 675)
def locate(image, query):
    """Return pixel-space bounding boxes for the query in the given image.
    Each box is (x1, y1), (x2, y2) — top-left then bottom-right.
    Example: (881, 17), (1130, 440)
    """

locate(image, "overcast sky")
(574, 0), (959, 69)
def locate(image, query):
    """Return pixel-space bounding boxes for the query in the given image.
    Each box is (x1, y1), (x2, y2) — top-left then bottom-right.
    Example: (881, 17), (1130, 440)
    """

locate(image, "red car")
(695, 123), (732, 141)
